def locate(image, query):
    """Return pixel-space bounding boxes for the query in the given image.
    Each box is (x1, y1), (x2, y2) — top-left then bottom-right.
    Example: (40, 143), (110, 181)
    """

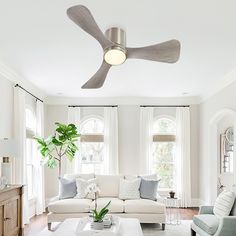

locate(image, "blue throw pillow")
(59, 177), (77, 200)
(139, 178), (160, 201)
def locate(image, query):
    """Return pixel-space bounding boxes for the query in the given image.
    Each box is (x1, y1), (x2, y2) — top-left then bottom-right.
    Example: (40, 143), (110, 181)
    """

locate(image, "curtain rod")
(140, 105), (190, 108)
(68, 105), (118, 108)
(15, 84), (43, 103)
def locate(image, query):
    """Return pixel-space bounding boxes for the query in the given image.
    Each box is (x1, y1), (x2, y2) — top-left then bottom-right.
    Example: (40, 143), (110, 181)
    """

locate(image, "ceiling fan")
(67, 5), (181, 89)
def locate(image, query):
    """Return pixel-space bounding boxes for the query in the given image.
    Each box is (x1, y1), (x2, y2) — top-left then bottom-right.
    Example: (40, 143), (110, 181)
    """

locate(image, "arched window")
(152, 116), (176, 190)
(153, 117), (176, 135)
(80, 117), (104, 174)
(81, 117), (104, 134)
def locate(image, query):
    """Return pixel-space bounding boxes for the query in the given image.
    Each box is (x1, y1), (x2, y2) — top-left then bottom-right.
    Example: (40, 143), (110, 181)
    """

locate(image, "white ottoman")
(50, 218), (143, 236)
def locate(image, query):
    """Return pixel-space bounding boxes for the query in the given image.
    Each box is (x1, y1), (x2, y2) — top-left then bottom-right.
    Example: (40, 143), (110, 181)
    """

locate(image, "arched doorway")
(208, 109), (236, 204)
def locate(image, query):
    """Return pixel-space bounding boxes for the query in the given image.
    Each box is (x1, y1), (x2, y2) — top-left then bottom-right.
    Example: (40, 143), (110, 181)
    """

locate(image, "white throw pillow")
(213, 190), (235, 218)
(119, 178), (141, 200)
(74, 178), (97, 200)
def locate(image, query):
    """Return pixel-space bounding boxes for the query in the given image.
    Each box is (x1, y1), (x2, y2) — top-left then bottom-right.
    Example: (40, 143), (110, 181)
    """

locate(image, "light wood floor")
(24, 208), (198, 236)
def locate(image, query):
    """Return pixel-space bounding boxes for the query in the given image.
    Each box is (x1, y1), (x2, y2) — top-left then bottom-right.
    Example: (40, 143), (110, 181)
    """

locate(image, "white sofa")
(47, 174), (166, 230)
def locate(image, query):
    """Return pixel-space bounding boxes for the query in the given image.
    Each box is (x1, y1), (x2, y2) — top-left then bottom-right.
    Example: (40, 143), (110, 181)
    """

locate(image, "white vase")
(91, 221), (104, 230)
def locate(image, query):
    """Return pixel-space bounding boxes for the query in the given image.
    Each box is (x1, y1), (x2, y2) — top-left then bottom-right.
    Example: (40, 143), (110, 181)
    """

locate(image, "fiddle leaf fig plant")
(34, 122), (80, 176)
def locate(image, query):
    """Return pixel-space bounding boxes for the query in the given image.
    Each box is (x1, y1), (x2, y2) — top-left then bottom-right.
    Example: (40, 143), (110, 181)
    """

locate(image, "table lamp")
(0, 138), (17, 185)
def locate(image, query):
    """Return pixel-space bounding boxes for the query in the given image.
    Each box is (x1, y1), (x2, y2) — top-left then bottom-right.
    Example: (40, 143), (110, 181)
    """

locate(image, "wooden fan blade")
(67, 5), (113, 50)
(127, 40), (181, 63)
(81, 61), (111, 89)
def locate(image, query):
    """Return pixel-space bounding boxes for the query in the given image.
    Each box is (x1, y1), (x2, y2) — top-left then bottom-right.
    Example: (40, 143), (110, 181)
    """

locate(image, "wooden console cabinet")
(0, 185), (23, 236)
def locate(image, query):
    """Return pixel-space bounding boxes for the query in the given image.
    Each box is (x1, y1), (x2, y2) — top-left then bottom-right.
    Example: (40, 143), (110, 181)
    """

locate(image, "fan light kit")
(67, 5), (181, 89)
(104, 28), (127, 65)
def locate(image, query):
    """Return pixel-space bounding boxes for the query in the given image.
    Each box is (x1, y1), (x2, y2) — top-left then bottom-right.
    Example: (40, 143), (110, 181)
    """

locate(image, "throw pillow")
(140, 178), (160, 201)
(213, 190), (235, 218)
(58, 177), (77, 200)
(140, 174), (159, 180)
(119, 178), (141, 200)
(75, 178), (97, 200)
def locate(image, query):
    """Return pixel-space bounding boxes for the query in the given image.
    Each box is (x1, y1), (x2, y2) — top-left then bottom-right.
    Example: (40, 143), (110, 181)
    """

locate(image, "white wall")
(0, 75), (14, 139)
(200, 80), (236, 204)
(118, 105), (140, 175)
(44, 103), (200, 204)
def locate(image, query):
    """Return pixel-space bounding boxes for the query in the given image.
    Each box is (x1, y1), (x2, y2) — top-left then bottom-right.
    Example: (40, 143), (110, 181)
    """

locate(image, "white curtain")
(67, 107), (81, 174)
(104, 107), (119, 174)
(33, 100), (45, 215)
(175, 107), (191, 208)
(13, 87), (29, 224)
(139, 107), (154, 175)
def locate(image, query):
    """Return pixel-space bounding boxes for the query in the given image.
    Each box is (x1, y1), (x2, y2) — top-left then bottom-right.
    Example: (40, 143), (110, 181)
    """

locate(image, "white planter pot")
(91, 221), (104, 230)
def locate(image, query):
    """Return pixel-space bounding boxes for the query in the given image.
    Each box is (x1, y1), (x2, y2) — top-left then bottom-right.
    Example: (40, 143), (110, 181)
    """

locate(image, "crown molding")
(0, 61), (45, 99)
(200, 68), (236, 103)
(45, 95), (201, 106)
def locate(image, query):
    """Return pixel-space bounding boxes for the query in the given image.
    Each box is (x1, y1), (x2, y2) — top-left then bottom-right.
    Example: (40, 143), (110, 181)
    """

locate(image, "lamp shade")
(0, 139), (18, 157)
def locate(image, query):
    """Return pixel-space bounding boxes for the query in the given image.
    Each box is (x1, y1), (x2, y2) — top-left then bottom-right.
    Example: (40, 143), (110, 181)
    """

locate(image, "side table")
(163, 197), (181, 225)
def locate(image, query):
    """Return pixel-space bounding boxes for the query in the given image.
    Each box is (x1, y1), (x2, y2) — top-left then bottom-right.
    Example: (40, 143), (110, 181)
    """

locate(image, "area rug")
(37, 221), (192, 236)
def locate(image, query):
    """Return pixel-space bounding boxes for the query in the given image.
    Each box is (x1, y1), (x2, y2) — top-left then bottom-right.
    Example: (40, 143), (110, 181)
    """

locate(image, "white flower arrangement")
(85, 183), (111, 223)
(85, 183), (100, 196)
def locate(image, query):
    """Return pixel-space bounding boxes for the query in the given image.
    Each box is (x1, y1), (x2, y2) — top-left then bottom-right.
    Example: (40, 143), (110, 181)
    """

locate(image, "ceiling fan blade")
(82, 61), (111, 89)
(127, 40), (181, 63)
(67, 5), (113, 50)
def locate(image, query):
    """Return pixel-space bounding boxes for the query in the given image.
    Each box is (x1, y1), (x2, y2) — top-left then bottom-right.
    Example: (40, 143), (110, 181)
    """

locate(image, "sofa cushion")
(124, 175), (137, 180)
(124, 199), (165, 214)
(140, 178), (160, 201)
(213, 190), (235, 218)
(230, 185), (236, 216)
(75, 178), (97, 199)
(90, 198), (124, 213)
(58, 177), (77, 200)
(140, 174), (159, 180)
(48, 199), (92, 213)
(119, 178), (141, 200)
(193, 215), (219, 235)
(64, 173), (95, 181)
(96, 175), (124, 197)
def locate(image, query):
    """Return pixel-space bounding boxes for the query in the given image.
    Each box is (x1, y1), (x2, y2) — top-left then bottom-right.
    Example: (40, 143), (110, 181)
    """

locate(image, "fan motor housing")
(105, 27), (126, 47)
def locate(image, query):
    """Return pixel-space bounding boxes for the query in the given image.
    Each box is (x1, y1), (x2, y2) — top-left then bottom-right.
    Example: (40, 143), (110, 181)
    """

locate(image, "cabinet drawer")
(4, 196), (20, 236)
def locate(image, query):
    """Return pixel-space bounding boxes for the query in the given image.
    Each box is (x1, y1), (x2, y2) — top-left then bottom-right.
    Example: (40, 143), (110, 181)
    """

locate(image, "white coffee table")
(51, 218), (143, 236)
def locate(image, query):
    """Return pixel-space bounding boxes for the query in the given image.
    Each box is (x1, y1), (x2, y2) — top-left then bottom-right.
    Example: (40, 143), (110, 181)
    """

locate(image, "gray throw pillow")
(59, 177), (77, 200)
(139, 178), (159, 201)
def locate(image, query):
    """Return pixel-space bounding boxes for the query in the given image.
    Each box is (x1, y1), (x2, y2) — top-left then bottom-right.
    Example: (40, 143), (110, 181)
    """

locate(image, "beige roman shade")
(153, 134), (176, 142)
(80, 134), (104, 142)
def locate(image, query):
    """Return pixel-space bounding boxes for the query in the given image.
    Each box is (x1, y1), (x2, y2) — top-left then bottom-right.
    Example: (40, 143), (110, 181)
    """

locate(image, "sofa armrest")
(199, 206), (214, 215)
(216, 216), (236, 236)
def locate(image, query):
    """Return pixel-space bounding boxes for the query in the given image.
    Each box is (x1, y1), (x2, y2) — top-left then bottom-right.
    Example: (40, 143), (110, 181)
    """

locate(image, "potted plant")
(34, 122), (80, 176)
(169, 190), (176, 198)
(85, 183), (111, 230)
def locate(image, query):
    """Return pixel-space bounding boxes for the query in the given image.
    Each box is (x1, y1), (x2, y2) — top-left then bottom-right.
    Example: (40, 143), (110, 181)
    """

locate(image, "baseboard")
(191, 198), (204, 207)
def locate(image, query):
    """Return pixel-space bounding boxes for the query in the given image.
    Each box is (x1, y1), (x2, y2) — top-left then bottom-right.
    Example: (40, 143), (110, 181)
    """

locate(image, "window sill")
(158, 189), (173, 197)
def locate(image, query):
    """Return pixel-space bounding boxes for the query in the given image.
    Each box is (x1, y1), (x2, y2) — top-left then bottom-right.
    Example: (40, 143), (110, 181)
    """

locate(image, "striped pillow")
(213, 190), (235, 218)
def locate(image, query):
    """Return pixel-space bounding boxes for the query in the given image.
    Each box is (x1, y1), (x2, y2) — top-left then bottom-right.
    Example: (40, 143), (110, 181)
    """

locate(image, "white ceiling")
(0, 0), (236, 98)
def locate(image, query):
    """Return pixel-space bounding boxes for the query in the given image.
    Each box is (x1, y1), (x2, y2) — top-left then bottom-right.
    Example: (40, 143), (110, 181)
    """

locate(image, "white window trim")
(80, 116), (105, 173)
